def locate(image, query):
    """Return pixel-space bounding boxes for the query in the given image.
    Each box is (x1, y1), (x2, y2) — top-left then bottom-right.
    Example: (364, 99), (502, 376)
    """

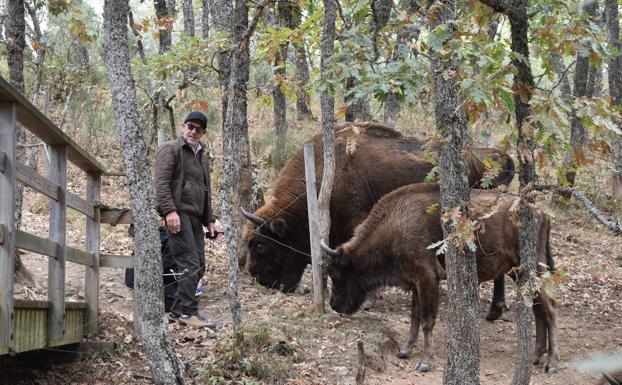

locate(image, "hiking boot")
(178, 313), (217, 329)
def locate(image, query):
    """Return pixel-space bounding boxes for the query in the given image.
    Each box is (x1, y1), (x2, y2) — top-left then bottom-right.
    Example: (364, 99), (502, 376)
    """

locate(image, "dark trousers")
(167, 212), (205, 316)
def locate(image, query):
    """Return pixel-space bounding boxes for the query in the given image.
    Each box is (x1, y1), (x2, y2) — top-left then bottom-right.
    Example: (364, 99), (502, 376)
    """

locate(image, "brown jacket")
(155, 136), (215, 225)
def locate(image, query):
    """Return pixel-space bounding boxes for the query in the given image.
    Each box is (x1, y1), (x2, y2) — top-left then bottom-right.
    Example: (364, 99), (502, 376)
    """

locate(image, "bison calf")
(322, 183), (558, 373)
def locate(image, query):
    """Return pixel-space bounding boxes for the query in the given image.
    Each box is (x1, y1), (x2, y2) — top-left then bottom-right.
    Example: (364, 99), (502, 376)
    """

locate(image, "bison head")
(322, 241), (367, 314)
(242, 208), (310, 293)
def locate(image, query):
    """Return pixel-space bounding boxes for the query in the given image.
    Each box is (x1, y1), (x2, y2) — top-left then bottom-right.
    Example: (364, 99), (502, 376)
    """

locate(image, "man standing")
(155, 111), (221, 328)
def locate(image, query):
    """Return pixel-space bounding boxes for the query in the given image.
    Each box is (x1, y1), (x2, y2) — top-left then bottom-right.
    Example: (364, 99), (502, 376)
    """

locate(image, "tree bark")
(507, 1), (537, 383)
(202, 0), (210, 38)
(6, 0), (28, 261)
(318, 0), (336, 257)
(291, 0), (313, 122)
(103, 1), (184, 383)
(606, 0), (622, 199)
(479, 1), (538, 383)
(384, 0), (420, 126)
(429, 2), (480, 384)
(220, 0), (268, 338)
(293, 38), (313, 121)
(565, 1), (597, 189)
(154, 0), (172, 53)
(344, 76), (372, 122)
(271, 0), (293, 169)
(183, 0), (195, 37)
(212, 0), (233, 129)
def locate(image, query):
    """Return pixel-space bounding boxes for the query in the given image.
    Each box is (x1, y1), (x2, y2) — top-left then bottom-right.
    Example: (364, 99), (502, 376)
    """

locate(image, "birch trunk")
(103, 1), (184, 383)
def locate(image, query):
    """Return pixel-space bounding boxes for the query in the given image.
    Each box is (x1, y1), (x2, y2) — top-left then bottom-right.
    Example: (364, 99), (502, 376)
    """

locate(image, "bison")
(242, 122), (515, 319)
(321, 183), (558, 374)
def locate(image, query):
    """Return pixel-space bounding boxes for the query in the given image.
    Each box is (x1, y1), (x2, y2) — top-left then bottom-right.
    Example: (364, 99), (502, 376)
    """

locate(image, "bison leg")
(413, 277), (440, 373)
(532, 292), (559, 374)
(361, 289), (382, 311)
(485, 276), (506, 321)
(397, 289), (420, 359)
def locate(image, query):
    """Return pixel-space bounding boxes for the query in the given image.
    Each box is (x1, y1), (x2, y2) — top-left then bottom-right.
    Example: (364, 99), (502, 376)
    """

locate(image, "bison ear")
(269, 218), (288, 238)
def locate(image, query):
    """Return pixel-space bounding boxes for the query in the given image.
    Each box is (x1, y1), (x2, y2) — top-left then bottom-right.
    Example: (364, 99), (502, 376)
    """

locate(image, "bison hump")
(335, 121), (403, 139)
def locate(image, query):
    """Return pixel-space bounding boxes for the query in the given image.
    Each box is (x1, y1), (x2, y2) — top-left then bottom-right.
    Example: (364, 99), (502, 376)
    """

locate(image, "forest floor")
(3, 186), (622, 385)
(1, 127), (622, 385)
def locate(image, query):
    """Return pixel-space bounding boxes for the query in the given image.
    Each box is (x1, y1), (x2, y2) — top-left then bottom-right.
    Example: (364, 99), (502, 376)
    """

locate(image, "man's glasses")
(185, 123), (205, 133)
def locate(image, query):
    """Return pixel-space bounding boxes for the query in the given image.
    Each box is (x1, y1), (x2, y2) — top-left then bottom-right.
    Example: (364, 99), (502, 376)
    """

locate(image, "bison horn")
(240, 207), (267, 227)
(602, 372), (621, 385)
(320, 239), (338, 259)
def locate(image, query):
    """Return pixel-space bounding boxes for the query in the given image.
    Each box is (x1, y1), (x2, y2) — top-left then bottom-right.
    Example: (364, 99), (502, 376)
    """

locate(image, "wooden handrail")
(15, 161), (59, 200)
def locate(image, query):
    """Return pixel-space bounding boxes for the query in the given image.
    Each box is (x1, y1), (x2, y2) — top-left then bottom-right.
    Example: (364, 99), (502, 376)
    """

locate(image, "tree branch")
(240, 0), (271, 51)
(534, 185), (622, 235)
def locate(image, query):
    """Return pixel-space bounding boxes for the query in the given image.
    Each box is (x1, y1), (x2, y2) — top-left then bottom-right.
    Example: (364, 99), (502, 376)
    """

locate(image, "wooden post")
(84, 173), (101, 334)
(303, 143), (325, 313)
(0, 102), (16, 354)
(48, 144), (67, 342)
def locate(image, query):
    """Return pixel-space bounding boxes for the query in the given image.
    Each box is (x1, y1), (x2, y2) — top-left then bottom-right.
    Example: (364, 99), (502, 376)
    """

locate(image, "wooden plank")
(48, 144), (67, 342)
(15, 230), (58, 258)
(100, 253), (134, 268)
(0, 76), (107, 175)
(66, 191), (95, 218)
(66, 246), (94, 267)
(15, 160), (59, 200)
(0, 102), (16, 353)
(303, 143), (325, 313)
(100, 207), (134, 225)
(85, 173), (101, 333)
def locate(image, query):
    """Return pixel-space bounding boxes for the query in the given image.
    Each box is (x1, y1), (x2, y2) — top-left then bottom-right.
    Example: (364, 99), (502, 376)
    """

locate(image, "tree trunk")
(293, 39), (313, 121)
(212, 0), (233, 129)
(344, 76), (372, 122)
(429, 2), (480, 385)
(6, 0), (28, 275)
(606, 0), (622, 199)
(271, 0), (293, 169)
(202, 0), (210, 38)
(220, 0), (267, 338)
(154, 0), (172, 53)
(318, 0), (336, 257)
(384, 0), (421, 126)
(507, 2), (537, 384)
(103, 1), (184, 383)
(183, 0), (195, 37)
(565, 1), (597, 189)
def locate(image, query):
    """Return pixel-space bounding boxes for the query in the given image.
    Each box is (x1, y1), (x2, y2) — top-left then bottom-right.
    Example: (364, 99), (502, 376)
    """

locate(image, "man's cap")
(184, 111), (207, 129)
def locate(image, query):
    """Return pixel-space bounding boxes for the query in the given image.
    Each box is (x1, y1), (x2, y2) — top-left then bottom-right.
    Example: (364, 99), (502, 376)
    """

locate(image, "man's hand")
(207, 222), (223, 239)
(166, 211), (181, 233)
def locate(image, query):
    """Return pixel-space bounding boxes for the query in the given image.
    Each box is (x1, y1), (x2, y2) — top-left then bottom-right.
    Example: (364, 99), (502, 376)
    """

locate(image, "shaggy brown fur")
(325, 183), (558, 374)
(242, 122), (515, 300)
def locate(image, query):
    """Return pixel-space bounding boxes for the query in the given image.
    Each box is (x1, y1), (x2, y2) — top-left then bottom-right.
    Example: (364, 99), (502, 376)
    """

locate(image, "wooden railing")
(0, 76), (133, 355)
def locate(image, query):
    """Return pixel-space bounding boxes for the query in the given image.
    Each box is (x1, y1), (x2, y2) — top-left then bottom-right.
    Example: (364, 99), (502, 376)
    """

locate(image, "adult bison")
(322, 183), (558, 374)
(242, 122), (515, 318)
